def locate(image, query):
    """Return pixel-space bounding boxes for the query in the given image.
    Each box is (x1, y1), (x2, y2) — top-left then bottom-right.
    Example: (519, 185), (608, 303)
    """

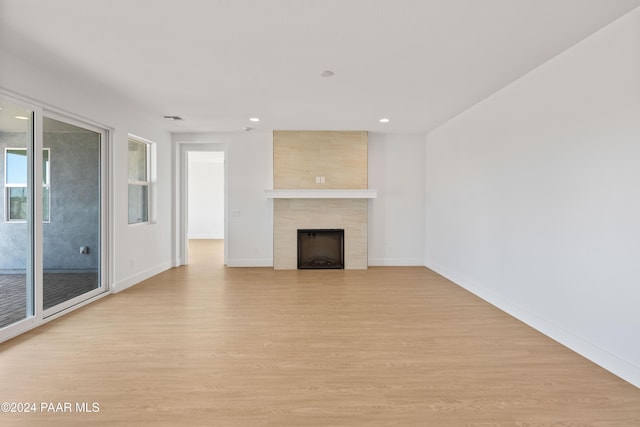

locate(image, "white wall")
(424, 9), (640, 387)
(368, 133), (425, 265)
(0, 47), (174, 293)
(173, 132), (273, 267)
(188, 152), (224, 239)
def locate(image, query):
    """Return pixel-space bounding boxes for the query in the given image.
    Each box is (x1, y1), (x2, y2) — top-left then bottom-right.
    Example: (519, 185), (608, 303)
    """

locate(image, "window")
(5, 148), (50, 222)
(128, 138), (150, 224)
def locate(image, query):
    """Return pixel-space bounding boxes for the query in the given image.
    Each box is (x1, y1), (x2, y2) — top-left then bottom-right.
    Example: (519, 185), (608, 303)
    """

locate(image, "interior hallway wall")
(188, 151), (224, 239)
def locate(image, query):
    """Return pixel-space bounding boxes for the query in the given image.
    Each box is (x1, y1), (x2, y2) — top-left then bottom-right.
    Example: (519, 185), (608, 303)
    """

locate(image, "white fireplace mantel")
(265, 189), (377, 199)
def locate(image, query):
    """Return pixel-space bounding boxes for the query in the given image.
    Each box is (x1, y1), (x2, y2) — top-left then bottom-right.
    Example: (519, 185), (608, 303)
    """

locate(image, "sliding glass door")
(0, 93), (108, 338)
(42, 116), (105, 314)
(0, 99), (35, 330)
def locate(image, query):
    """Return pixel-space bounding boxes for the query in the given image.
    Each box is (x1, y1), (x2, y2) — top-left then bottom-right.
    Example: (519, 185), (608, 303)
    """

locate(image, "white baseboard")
(368, 258), (425, 266)
(424, 259), (640, 389)
(226, 258), (273, 267)
(112, 261), (173, 293)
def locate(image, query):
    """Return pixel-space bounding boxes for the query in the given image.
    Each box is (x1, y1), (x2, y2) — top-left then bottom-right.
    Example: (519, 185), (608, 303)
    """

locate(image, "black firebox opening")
(297, 229), (344, 269)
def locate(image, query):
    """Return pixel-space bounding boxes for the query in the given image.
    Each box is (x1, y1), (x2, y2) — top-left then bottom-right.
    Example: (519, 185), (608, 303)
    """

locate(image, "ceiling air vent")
(163, 115), (183, 121)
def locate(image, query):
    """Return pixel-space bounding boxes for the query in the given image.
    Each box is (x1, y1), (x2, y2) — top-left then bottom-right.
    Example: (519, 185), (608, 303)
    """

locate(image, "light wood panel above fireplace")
(273, 130), (368, 190)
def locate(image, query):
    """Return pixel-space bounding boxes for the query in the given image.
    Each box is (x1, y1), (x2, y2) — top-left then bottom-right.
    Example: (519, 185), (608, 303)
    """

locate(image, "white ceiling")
(1, 0), (639, 134)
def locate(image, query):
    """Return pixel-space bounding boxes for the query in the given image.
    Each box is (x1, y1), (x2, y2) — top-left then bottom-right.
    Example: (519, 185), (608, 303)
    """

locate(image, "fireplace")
(297, 229), (344, 269)
(273, 199), (368, 269)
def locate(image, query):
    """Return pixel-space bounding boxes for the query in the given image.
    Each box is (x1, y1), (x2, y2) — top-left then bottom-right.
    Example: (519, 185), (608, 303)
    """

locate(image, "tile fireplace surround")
(270, 131), (374, 270)
(273, 198), (369, 269)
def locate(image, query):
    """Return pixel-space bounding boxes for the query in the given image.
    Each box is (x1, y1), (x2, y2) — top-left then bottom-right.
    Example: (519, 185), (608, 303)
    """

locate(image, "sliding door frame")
(0, 89), (112, 343)
(41, 110), (110, 319)
(0, 92), (40, 340)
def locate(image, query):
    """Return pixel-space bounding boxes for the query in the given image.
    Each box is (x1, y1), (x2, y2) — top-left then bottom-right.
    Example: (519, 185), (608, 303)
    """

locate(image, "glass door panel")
(0, 101), (34, 329)
(42, 116), (103, 312)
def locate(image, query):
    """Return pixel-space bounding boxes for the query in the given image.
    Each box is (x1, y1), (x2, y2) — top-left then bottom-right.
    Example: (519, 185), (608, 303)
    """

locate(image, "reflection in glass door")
(42, 116), (104, 313)
(0, 100), (34, 329)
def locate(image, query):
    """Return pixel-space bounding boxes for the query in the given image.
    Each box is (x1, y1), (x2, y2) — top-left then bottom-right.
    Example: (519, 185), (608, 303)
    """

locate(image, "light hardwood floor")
(1, 240), (638, 426)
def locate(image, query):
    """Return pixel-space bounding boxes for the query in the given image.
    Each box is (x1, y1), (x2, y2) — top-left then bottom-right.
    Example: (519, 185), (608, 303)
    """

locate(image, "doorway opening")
(187, 151), (225, 265)
(175, 142), (227, 267)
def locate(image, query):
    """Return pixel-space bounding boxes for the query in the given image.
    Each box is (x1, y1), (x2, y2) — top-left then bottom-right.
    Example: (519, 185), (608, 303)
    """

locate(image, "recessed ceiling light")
(379, 118), (390, 123)
(249, 117), (260, 122)
(320, 70), (334, 78)
(15, 116), (29, 120)
(163, 115), (183, 121)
